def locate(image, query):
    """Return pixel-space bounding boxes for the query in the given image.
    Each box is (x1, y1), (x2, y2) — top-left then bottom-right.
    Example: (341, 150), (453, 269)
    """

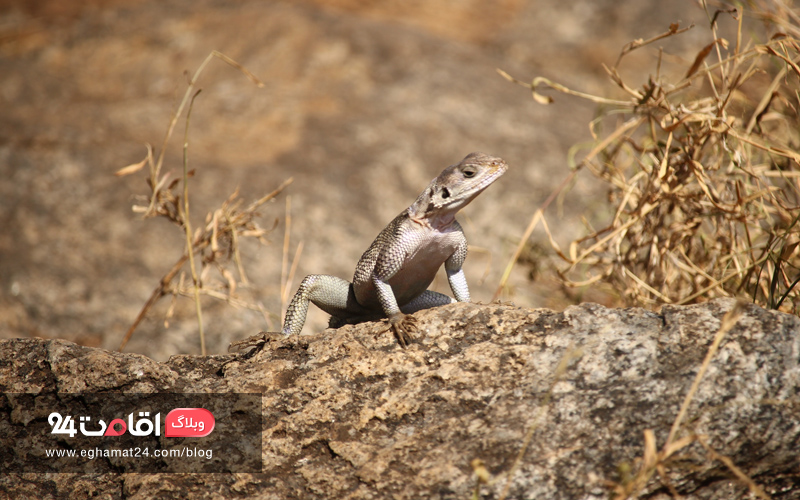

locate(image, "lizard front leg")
(378, 263), (466, 347)
(372, 277), (418, 348)
(445, 234), (470, 302)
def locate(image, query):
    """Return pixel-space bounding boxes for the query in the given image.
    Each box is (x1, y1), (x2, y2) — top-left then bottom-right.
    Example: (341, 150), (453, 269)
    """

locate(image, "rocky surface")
(1, 298), (798, 499)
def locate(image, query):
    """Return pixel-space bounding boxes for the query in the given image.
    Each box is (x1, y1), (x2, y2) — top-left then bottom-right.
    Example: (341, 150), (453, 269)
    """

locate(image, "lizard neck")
(408, 206), (457, 231)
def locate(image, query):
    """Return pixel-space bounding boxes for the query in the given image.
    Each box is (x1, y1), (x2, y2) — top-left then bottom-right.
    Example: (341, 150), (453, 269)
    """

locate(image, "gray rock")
(1, 298), (798, 498)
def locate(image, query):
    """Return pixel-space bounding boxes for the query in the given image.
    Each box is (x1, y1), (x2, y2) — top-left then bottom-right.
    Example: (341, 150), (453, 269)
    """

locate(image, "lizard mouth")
(470, 161), (508, 192)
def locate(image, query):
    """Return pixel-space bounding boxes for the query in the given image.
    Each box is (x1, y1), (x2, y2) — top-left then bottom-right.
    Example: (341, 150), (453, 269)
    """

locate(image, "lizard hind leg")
(228, 274), (358, 355)
(283, 274), (366, 336)
(400, 290), (455, 314)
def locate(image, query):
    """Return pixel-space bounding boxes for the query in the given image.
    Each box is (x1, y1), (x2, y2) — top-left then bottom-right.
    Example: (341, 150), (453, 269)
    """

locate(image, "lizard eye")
(463, 167), (476, 178)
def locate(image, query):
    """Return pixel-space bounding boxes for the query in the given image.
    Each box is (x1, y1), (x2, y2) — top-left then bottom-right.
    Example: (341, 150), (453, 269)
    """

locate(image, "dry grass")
(488, 2), (800, 498)
(500, 1), (800, 314)
(116, 51), (292, 354)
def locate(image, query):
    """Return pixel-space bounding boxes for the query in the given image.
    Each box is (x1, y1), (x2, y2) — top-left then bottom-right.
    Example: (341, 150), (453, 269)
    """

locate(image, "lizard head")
(409, 152), (508, 225)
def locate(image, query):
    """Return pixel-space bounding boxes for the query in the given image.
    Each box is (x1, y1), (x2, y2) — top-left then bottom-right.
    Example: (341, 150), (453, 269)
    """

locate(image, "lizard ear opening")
(441, 187), (451, 199)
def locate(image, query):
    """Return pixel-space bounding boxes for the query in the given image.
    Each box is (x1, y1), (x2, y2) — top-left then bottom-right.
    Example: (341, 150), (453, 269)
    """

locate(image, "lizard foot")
(387, 313), (418, 348)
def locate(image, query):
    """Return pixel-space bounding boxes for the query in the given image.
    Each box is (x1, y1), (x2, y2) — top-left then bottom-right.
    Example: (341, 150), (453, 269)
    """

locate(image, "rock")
(1, 298), (798, 499)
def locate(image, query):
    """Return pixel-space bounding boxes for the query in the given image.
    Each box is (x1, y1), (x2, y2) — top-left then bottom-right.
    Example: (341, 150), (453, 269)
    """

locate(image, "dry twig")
(116, 51), (292, 352)
(499, 3), (800, 314)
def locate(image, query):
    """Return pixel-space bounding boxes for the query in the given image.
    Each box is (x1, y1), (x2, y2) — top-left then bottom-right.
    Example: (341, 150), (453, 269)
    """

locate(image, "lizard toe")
(386, 313), (418, 348)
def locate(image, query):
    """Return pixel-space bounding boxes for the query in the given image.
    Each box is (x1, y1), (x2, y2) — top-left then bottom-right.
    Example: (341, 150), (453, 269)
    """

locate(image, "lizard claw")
(387, 313), (418, 348)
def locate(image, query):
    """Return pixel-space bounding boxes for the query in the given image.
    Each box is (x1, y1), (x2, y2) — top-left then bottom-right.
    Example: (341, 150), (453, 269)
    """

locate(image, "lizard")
(231, 152), (507, 351)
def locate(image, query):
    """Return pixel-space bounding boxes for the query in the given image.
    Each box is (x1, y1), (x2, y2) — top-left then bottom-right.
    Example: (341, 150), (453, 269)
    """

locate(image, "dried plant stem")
(497, 68), (631, 106)
(697, 435), (771, 500)
(665, 301), (744, 446)
(146, 51), (265, 217)
(614, 22), (694, 68)
(277, 195), (304, 325)
(675, 251), (772, 305)
(119, 253), (191, 352)
(183, 89), (206, 355)
(280, 196), (292, 322)
(118, 175), (292, 352)
(285, 241), (304, 313)
(492, 169), (578, 301)
(493, 117), (643, 301)
(493, 209), (543, 302)
(117, 51), (291, 353)
(228, 211), (249, 287)
(174, 286), (269, 312)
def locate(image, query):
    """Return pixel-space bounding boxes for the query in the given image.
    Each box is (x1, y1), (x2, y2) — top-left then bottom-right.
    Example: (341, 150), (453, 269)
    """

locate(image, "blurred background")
(0, 0), (734, 359)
